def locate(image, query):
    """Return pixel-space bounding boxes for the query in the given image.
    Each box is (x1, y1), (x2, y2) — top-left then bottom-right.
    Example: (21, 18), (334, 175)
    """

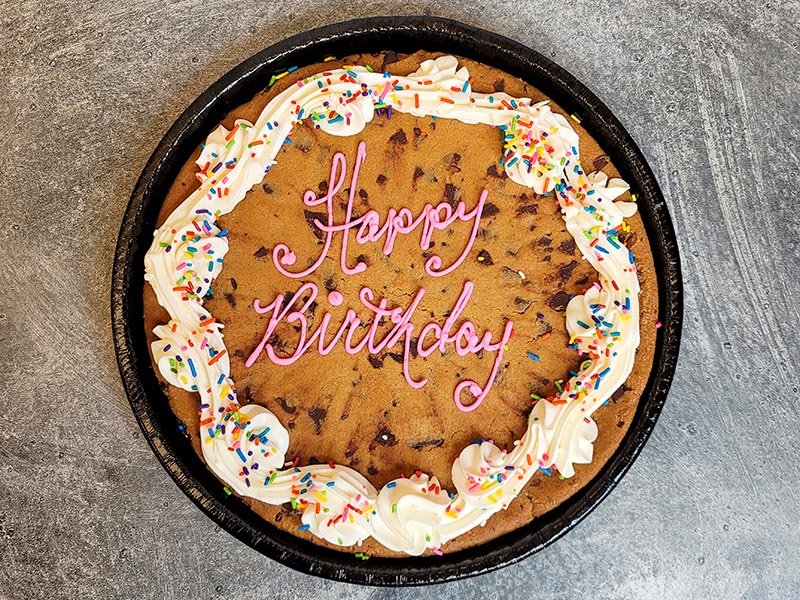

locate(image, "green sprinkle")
(223, 486), (232, 495)
(392, 503), (397, 513)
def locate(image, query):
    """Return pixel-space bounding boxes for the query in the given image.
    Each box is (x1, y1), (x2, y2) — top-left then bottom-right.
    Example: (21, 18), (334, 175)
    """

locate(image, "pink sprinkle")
(655, 321), (662, 329)
(433, 548), (443, 556)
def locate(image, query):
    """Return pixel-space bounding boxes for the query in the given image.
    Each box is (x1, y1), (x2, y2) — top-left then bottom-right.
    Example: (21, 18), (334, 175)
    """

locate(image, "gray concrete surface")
(2, 0), (799, 598)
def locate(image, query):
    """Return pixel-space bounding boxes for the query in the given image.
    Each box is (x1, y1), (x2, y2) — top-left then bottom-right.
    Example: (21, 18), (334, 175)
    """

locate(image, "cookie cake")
(143, 50), (659, 557)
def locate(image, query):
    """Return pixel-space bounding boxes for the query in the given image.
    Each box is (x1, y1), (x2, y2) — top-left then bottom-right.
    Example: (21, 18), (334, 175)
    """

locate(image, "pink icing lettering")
(246, 281), (513, 411)
(271, 142), (488, 278)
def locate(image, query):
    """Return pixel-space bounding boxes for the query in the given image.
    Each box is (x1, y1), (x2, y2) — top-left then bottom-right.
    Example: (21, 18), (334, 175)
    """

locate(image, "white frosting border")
(144, 56), (641, 555)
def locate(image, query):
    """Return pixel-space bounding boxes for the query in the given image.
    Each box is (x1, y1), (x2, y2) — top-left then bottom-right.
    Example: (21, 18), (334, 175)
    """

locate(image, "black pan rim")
(111, 15), (683, 587)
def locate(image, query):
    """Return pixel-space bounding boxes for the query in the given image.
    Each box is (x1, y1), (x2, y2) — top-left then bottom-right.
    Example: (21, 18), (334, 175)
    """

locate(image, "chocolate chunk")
(477, 249), (494, 265)
(409, 438), (445, 450)
(444, 152), (461, 172)
(560, 238), (576, 255)
(575, 274), (590, 286)
(374, 427), (397, 446)
(358, 188), (369, 200)
(593, 155), (609, 170)
(303, 210), (328, 240)
(558, 260), (578, 281)
(253, 246), (269, 259)
(318, 180), (328, 193)
(514, 297), (532, 314)
(413, 166), (425, 181)
(376, 174), (387, 185)
(367, 354), (384, 369)
(344, 445), (356, 458)
(380, 50), (398, 72)
(493, 78), (505, 92)
(367, 465), (379, 475)
(262, 183), (273, 194)
(412, 127), (426, 147)
(308, 407), (327, 435)
(355, 253), (370, 268)
(444, 183), (462, 209)
(276, 396), (297, 415)
(387, 352), (404, 364)
(279, 291), (295, 311)
(486, 164), (502, 178)
(230, 277), (238, 290)
(517, 203), (539, 215)
(618, 231), (638, 247)
(547, 291), (571, 311)
(223, 292), (237, 308)
(389, 129), (407, 144)
(538, 236), (552, 247)
(233, 349), (245, 359)
(611, 383), (631, 403)
(324, 275), (336, 291)
(481, 202), (500, 218)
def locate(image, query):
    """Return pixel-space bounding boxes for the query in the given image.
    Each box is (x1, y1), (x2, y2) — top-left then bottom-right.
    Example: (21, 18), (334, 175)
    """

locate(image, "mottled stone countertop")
(1, 1), (798, 598)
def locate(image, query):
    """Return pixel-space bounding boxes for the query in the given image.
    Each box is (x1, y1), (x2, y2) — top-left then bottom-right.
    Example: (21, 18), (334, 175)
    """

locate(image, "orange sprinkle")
(414, 94), (419, 109)
(440, 96), (454, 104)
(208, 349), (227, 366)
(199, 317), (216, 327)
(224, 124), (239, 141)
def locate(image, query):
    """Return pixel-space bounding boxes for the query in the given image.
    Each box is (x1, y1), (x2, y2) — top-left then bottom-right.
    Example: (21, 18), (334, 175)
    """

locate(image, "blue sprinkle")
(527, 352), (540, 361)
(236, 448), (246, 463)
(187, 358), (196, 377)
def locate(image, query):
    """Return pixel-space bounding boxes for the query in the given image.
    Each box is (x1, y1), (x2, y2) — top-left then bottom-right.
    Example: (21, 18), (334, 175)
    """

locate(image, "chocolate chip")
(538, 236), (552, 247)
(374, 427), (397, 446)
(493, 78), (505, 92)
(517, 204), (538, 215)
(389, 129), (407, 144)
(444, 152), (461, 172)
(303, 210), (327, 240)
(481, 202), (500, 218)
(387, 352), (404, 364)
(486, 164), (502, 178)
(547, 291), (571, 311)
(324, 275), (336, 291)
(358, 188), (368, 200)
(262, 183), (273, 194)
(409, 438), (444, 450)
(575, 274), (590, 286)
(367, 465), (379, 475)
(380, 50), (398, 72)
(413, 166), (425, 181)
(276, 396), (297, 415)
(253, 246), (269, 259)
(344, 445), (356, 458)
(444, 183), (462, 209)
(514, 297), (532, 314)
(477, 249), (494, 265)
(558, 260), (578, 281)
(233, 349), (245, 359)
(367, 354), (384, 369)
(308, 407), (327, 435)
(593, 155), (609, 170)
(229, 277), (238, 290)
(223, 292), (237, 308)
(318, 180), (328, 193)
(376, 174), (387, 185)
(618, 231), (638, 247)
(560, 238), (576, 254)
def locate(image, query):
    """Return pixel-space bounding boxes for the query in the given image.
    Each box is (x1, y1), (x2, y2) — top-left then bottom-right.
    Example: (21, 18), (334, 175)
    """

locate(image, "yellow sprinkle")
(477, 256), (485, 262)
(314, 491), (327, 503)
(630, 193), (637, 202)
(569, 333), (577, 344)
(479, 480), (492, 490)
(570, 114), (582, 123)
(323, 55), (336, 62)
(488, 493), (498, 503)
